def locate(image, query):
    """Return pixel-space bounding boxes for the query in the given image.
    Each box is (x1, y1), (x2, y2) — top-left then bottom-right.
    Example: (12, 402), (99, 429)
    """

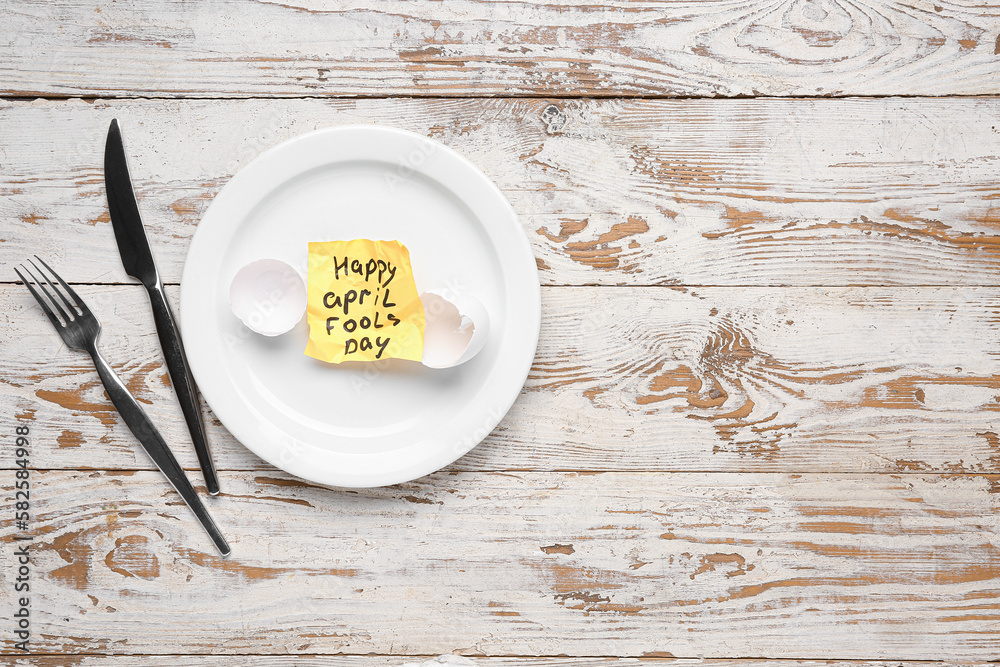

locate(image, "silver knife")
(104, 118), (220, 495)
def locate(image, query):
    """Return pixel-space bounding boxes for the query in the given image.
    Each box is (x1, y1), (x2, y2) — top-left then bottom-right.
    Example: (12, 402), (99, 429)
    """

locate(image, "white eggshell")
(420, 289), (491, 369)
(229, 259), (307, 336)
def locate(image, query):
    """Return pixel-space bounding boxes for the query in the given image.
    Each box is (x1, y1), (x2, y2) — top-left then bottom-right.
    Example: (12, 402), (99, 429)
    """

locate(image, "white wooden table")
(2, 1), (1000, 664)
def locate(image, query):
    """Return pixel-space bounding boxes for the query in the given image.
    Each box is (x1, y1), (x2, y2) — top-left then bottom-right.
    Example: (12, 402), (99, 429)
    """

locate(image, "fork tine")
(28, 258), (76, 320)
(33, 255), (88, 316)
(15, 265), (64, 331)
(21, 263), (72, 324)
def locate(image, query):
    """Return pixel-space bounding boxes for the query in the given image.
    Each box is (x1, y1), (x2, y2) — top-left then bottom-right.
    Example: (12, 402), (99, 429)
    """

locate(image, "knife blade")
(104, 118), (220, 495)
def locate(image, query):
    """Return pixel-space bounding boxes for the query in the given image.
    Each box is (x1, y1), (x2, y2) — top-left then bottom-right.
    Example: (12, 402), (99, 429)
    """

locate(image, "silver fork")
(15, 257), (230, 556)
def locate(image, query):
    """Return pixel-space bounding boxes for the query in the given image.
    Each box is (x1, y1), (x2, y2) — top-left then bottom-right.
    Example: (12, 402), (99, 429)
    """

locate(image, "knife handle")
(147, 281), (221, 496)
(87, 343), (230, 556)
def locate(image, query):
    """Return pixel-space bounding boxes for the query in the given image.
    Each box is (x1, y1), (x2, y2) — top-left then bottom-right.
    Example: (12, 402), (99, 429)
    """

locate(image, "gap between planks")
(4, 282), (1000, 288)
(0, 654), (981, 661)
(1, 468), (998, 478)
(6, 92), (1000, 101)
(0, 656), (986, 664)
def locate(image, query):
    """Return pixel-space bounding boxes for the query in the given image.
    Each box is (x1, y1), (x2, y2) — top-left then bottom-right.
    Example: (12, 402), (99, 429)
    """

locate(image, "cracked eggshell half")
(229, 259), (307, 336)
(420, 289), (491, 369)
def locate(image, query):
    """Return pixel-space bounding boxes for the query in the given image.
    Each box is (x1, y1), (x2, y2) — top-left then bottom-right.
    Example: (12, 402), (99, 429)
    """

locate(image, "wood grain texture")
(4, 5), (1000, 660)
(11, 664), (1000, 667)
(3, 97), (1000, 287)
(5, 284), (1000, 474)
(1, 0), (999, 98)
(1, 470), (998, 658)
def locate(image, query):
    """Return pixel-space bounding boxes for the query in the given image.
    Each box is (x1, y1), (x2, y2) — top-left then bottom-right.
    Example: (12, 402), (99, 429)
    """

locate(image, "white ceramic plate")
(180, 126), (540, 488)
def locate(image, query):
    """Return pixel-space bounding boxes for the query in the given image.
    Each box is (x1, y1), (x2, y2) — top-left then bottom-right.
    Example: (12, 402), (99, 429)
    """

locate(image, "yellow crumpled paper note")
(305, 240), (425, 364)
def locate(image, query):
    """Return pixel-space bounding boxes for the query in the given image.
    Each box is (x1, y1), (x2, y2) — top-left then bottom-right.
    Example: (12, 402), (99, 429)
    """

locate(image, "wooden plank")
(0, 660), (989, 667)
(1, 1), (999, 98)
(1, 470), (998, 658)
(5, 284), (1000, 474)
(3, 97), (1000, 287)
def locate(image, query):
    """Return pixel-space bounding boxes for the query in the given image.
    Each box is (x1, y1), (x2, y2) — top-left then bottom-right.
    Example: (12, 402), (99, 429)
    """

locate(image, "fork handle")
(87, 344), (231, 556)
